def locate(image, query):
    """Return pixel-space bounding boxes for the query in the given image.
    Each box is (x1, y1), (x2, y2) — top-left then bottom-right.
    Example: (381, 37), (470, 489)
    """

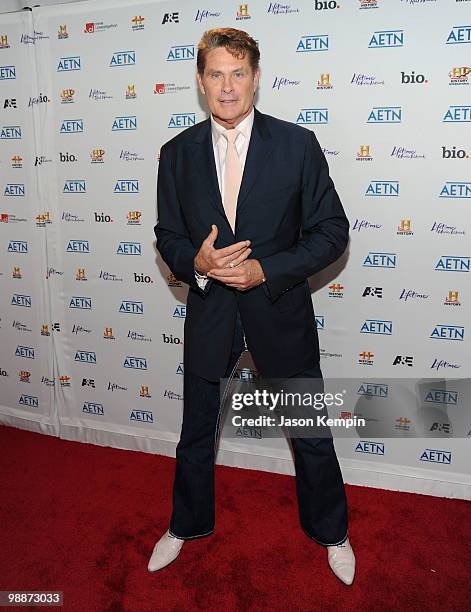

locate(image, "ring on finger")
(228, 261), (235, 268)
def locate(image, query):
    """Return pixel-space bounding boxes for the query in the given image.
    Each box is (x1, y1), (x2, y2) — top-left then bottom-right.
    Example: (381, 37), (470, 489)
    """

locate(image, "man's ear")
(196, 72), (206, 96)
(253, 68), (260, 94)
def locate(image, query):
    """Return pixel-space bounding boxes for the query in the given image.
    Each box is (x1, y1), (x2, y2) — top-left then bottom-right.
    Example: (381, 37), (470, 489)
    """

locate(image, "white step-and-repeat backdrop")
(0, 0), (470, 498)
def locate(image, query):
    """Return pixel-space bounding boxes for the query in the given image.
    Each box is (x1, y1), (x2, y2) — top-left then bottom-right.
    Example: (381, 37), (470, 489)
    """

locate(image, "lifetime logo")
(117, 241), (141, 255)
(446, 26), (471, 45)
(19, 394), (39, 407)
(110, 51), (135, 67)
(129, 409), (154, 423)
(74, 350), (97, 363)
(60, 119), (84, 133)
(67, 240), (90, 253)
(368, 30), (404, 48)
(83, 401), (104, 415)
(29, 93), (50, 106)
(168, 113), (196, 128)
(431, 358), (460, 371)
(4, 184), (25, 196)
(63, 180), (86, 193)
(8, 240), (28, 253)
(420, 449), (452, 464)
(424, 389), (458, 406)
(57, 56), (80, 71)
(1, 125), (21, 139)
(69, 296), (92, 309)
(399, 289), (429, 301)
(363, 252), (396, 268)
(167, 45), (195, 61)
(296, 108), (328, 125)
(430, 325), (464, 341)
(123, 356), (147, 369)
(365, 181), (399, 196)
(195, 9), (221, 22)
(439, 182), (471, 199)
(0, 65), (16, 79)
(119, 300), (144, 314)
(355, 441), (384, 455)
(128, 331), (151, 342)
(357, 383), (388, 398)
(11, 294), (32, 308)
(112, 116), (137, 130)
(35, 155), (49, 166)
(442, 106), (471, 122)
(296, 35), (328, 52)
(435, 256), (470, 272)
(367, 107), (401, 123)
(114, 179), (139, 193)
(15, 346), (35, 359)
(360, 320), (393, 335)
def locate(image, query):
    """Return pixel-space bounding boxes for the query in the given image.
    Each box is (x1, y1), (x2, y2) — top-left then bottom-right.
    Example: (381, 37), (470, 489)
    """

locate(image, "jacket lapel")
(188, 108), (276, 232)
(188, 119), (226, 218)
(236, 108), (276, 219)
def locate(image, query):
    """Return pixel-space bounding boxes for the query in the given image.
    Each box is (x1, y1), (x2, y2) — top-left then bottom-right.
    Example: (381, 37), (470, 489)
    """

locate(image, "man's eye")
(211, 73), (222, 79)
(234, 72), (243, 78)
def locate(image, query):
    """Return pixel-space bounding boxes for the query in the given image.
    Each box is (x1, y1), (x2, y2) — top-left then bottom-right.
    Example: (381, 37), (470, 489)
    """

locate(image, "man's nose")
(222, 77), (233, 92)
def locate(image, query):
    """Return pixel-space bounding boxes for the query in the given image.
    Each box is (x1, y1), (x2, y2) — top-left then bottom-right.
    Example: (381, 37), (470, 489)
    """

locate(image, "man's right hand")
(194, 225), (252, 275)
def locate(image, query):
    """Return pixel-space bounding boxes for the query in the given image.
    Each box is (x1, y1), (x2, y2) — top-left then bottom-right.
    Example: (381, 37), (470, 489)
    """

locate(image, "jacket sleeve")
(259, 130), (349, 302)
(154, 144), (211, 296)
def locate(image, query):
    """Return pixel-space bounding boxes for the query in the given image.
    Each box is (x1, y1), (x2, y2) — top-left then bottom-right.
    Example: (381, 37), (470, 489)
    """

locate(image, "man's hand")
(207, 258), (265, 291)
(194, 225), (252, 275)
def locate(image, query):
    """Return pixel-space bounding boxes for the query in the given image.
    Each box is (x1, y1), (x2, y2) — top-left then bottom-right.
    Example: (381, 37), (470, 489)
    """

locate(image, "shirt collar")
(211, 107), (255, 144)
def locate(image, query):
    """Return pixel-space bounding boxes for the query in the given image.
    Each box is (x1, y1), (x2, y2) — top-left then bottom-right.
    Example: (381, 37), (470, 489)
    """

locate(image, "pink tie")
(222, 129), (242, 233)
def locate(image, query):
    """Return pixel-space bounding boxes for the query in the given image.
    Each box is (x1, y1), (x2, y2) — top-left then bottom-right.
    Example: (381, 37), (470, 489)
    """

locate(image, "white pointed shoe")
(147, 530), (184, 572)
(327, 537), (355, 585)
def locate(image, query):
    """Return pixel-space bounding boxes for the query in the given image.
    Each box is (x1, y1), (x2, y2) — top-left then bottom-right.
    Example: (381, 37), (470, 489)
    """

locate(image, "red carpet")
(0, 424), (469, 612)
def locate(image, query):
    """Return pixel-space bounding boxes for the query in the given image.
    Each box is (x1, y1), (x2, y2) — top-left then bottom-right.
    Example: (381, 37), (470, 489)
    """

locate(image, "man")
(149, 28), (355, 585)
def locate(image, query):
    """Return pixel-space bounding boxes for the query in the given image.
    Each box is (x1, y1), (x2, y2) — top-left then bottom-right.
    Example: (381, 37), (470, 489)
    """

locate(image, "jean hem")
(302, 527), (349, 547)
(168, 528), (214, 541)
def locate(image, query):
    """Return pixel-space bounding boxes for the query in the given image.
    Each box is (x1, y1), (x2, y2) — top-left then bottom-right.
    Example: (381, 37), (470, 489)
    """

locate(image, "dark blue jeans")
(169, 312), (348, 546)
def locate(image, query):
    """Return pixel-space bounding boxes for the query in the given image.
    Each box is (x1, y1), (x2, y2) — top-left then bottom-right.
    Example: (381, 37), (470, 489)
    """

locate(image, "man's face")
(197, 46), (259, 129)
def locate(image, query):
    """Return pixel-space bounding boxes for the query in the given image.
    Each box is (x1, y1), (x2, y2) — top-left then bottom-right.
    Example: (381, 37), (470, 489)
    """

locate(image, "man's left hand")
(207, 259), (265, 291)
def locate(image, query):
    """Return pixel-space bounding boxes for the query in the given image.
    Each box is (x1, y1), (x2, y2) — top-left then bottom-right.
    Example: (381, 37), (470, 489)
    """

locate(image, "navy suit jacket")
(155, 107), (349, 381)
